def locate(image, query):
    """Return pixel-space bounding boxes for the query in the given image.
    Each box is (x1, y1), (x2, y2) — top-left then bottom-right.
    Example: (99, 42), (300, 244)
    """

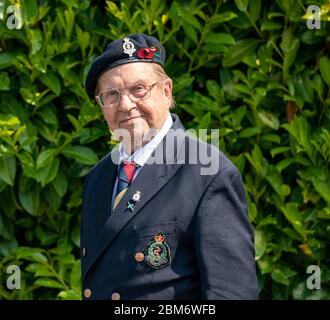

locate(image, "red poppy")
(137, 47), (158, 59)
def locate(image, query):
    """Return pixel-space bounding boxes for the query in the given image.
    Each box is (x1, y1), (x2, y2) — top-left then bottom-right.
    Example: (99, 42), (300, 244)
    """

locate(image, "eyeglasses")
(95, 80), (163, 108)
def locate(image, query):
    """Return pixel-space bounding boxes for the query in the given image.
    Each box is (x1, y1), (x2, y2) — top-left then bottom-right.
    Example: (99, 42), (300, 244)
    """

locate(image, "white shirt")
(111, 113), (173, 208)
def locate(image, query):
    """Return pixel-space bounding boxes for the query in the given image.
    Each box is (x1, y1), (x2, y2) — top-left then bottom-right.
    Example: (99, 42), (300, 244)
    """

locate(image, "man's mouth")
(120, 116), (144, 125)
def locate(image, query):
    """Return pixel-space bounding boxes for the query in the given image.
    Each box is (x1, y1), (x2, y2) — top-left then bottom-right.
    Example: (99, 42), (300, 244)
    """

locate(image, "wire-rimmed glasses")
(95, 80), (163, 108)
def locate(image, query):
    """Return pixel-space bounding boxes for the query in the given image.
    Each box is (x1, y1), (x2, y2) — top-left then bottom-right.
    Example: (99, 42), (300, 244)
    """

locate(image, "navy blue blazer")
(81, 114), (258, 300)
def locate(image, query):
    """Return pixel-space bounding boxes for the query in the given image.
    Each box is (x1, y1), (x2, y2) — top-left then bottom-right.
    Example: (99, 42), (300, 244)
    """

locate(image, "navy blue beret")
(85, 33), (166, 99)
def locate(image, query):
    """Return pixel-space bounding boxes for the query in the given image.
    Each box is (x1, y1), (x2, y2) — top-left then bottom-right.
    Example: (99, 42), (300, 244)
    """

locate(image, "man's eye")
(108, 90), (118, 96)
(132, 85), (146, 92)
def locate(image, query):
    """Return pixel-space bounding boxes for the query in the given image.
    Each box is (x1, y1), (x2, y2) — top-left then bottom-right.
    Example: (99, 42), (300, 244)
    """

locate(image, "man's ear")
(163, 78), (172, 103)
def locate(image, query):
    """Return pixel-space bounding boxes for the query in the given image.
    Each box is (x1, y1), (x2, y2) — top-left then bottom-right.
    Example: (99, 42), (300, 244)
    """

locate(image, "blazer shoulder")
(183, 131), (239, 174)
(87, 147), (118, 176)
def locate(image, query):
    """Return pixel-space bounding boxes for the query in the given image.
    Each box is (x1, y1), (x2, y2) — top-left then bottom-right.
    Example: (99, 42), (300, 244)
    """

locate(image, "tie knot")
(120, 161), (136, 183)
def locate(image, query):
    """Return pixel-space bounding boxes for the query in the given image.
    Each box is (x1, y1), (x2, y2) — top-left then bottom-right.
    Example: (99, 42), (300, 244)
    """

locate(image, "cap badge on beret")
(122, 37), (136, 57)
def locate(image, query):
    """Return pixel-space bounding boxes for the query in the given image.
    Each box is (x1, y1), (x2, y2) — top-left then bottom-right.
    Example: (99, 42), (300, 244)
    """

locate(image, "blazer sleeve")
(193, 166), (259, 299)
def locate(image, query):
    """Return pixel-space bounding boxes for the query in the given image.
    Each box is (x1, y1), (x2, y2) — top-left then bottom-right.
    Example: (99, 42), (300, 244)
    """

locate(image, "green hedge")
(0, 0), (329, 299)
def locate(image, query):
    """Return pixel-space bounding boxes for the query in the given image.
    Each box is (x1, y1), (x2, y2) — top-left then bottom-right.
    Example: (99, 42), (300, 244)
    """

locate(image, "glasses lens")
(99, 89), (119, 106)
(129, 85), (149, 101)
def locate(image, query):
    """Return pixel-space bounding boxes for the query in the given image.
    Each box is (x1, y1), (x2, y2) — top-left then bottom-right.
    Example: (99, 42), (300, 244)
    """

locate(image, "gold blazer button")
(135, 252), (145, 262)
(111, 292), (120, 300)
(84, 289), (92, 298)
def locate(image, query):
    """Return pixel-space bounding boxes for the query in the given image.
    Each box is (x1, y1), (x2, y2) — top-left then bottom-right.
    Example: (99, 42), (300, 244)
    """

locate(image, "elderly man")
(81, 33), (258, 300)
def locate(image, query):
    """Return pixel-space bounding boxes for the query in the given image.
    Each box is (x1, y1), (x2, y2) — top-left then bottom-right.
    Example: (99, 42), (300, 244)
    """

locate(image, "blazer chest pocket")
(133, 221), (178, 240)
(132, 222), (178, 270)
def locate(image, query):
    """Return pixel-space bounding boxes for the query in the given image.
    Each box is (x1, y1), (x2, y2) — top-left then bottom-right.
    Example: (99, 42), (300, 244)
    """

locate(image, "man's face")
(96, 62), (172, 147)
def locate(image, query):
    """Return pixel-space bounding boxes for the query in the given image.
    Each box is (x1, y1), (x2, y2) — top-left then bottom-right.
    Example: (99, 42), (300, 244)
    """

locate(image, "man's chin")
(117, 126), (147, 146)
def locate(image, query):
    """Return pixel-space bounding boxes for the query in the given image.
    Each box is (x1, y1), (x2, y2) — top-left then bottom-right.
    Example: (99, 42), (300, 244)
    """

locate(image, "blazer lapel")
(94, 151), (118, 233)
(84, 114), (187, 276)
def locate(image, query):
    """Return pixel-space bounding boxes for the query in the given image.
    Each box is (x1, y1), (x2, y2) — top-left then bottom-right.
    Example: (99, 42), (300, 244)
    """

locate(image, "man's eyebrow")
(127, 79), (149, 86)
(102, 79), (149, 89)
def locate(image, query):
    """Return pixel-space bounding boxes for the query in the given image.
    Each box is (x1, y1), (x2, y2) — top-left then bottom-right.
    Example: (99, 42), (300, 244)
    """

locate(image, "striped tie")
(113, 161), (137, 210)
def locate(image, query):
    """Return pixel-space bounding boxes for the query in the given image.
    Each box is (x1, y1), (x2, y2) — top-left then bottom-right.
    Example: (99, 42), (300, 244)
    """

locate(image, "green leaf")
(0, 214), (11, 239)
(205, 32), (235, 45)
(271, 147), (290, 158)
(105, 1), (120, 17)
(0, 156), (16, 186)
(16, 247), (48, 264)
(247, 199), (257, 221)
(0, 179), (6, 193)
(271, 268), (290, 285)
(183, 14), (202, 31)
(27, 29), (43, 55)
(35, 224), (58, 246)
(23, 0), (39, 24)
(312, 178), (330, 203)
(182, 24), (197, 43)
(26, 263), (55, 277)
(235, 0), (249, 12)
(71, 222), (80, 248)
(76, 26), (90, 55)
(39, 72), (61, 96)
(209, 12), (238, 26)
(222, 39), (259, 67)
(293, 73), (314, 103)
(276, 158), (295, 172)
(34, 278), (65, 289)
(232, 106), (247, 129)
(249, 0), (261, 23)
(197, 112), (211, 129)
(282, 116), (312, 156)
(0, 71), (10, 90)
(319, 56), (330, 87)
(283, 38), (299, 74)
(67, 114), (80, 131)
(267, 172), (290, 199)
(255, 229), (266, 260)
(62, 145), (98, 165)
(206, 80), (222, 101)
(37, 106), (58, 126)
(58, 289), (81, 300)
(44, 184), (62, 211)
(36, 148), (58, 169)
(37, 157), (60, 187)
(0, 52), (19, 69)
(14, 125), (27, 144)
(204, 43), (227, 53)
(52, 170), (68, 197)
(56, 235), (73, 254)
(79, 127), (105, 144)
(0, 238), (18, 256)
(244, 144), (268, 177)
(18, 176), (40, 216)
(239, 127), (261, 138)
(0, 114), (20, 127)
(261, 21), (282, 31)
(54, 254), (75, 264)
(280, 203), (307, 240)
(258, 111), (279, 130)
(312, 74), (324, 99)
(257, 255), (274, 274)
(70, 260), (81, 289)
(260, 134), (280, 144)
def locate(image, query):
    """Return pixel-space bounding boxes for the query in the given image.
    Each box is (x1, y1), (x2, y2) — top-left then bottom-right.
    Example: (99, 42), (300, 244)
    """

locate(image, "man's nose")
(117, 92), (136, 112)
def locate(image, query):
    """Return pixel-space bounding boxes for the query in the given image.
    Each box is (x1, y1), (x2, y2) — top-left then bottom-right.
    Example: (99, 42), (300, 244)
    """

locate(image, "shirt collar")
(118, 113), (173, 167)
